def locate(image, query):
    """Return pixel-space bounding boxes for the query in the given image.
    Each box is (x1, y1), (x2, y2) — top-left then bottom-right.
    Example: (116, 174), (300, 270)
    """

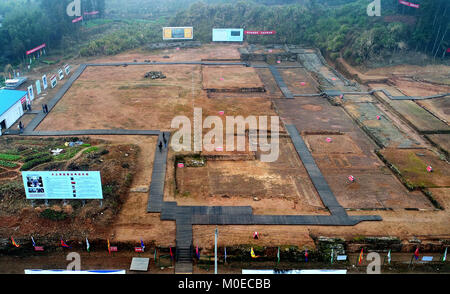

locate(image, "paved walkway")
(268, 66), (294, 99)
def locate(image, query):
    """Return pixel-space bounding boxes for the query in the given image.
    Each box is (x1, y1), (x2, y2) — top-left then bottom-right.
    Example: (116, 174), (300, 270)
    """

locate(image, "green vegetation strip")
(0, 160), (18, 168)
(0, 154), (22, 161)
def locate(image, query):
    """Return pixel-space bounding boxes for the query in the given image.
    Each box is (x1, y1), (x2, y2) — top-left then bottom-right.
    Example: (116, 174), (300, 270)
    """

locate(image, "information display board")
(163, 27), (193, 40)
(212, 28), (244, 42)
(22, 171), (103, 200)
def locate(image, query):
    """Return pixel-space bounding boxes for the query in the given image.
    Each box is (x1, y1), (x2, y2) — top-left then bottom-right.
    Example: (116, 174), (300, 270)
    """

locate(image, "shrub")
(20, 156), (53, 171)
(24, 152), (51, 162)
(40, 209), (68, 221)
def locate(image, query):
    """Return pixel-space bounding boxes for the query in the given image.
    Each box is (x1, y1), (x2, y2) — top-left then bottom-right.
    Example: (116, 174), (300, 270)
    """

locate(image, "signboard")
(64, 64), (71, 75)
(337, 255), (347, 261)
(42, 75), (48, 90)
(27, 85), (35, 101)
(50, 75), (57, 88)
(26, 43), (46, 56)
(212, 29), (244, 42)
(58, 69), (64, 80)
(398, 0), (419, 8)
(110, 246), (118, 252)
(244, 31), (276, 35)
(130, 257), (149, 272)
(22, 171), (103, 200)
(34, 246), (44, 252)
(422, 256), (433, 262)
(134, 247), (144, 253)
(35, 80), (42, 95)
(163, 27), (193, 40)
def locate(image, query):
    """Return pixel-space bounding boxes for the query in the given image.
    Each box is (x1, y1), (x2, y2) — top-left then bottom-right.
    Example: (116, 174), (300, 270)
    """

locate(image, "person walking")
(158, 141), (163, 153)
(163, 133), (167, 148)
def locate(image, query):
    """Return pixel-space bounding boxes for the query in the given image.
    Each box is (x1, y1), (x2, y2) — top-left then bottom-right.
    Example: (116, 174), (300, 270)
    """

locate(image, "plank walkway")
(147, 132), (170, 213)
(268, 65), (294, 99)
(286, 125), (347, 216)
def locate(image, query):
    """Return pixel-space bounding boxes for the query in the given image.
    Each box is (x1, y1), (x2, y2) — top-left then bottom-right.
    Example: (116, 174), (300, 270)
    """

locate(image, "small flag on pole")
(31, 236), (36, 247)
(170, 247), (174, 260)
(414, 247), (420, 260)
(305, 249), (309, 262)
(426, 166), (433, 173)
(331, 248), (334, 264)
(348, 175), (355, 183)
(196, 246), (200, 259)
(86, 238), (90, 252)
(387, 249), (391, 264)
(443, 247), (447, 262)
(277, 247), (280, 263)
(61, 239), (70, 248)
(107, 239), (111, 254)
(224, 247), (227, 263)
(358, 248), (364, 265)
(11, 237), (20, 248)
(250, 247), (259, 259)
(154, 248), (158, 261)
(141, 240), (145, 252)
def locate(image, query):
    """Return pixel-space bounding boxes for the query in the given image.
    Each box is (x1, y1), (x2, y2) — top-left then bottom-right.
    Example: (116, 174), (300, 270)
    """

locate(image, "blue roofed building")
(0, 89), (28, 132)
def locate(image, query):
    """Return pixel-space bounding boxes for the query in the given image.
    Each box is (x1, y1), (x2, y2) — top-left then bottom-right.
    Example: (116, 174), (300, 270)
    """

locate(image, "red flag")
(170, 247), (174, 260)
(414, 247), (420, 260)
(61, 239), (70, 248)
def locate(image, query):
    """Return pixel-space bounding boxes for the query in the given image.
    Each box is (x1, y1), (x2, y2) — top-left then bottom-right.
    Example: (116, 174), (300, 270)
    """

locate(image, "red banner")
(84, 11), (99, 15)
(135, 247), (144, 252)
(72, 16), (83, 23)
(399, 0), (420, 8)
(447, 48), (450, 53)
(110, 246), (118, 252)
(244, 31), (276, 35)
(26, 43), (46, 55)
(34, 246), (44, 252)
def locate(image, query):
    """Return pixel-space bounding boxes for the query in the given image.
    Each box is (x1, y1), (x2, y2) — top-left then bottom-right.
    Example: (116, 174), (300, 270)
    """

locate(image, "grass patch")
(82, 146), (99, 154)
(53, 147), (83, 161)
(0, 154), (21, 161)
(0, 160), (18, 168)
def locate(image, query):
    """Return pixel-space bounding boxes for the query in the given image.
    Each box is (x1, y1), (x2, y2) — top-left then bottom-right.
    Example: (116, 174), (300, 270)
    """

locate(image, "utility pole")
(215, 226), (218, 274)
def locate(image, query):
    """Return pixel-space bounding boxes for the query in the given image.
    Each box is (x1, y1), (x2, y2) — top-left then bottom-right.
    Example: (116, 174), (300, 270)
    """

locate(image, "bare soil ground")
(279, 68), (319, 95)
(426, 134), (450, 155)
(37, 64), (276, 132)
(202, 66), (265, 91)
(86, 44), (242, 63)
(275, 98), (434, 210)
(173, 138), (326, 215)
(380, 148), (450, 188)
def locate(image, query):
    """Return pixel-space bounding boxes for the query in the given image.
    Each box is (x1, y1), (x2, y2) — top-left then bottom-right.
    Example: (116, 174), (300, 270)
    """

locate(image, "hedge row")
(20, 156), (53, 171)
(23, 152), (51, 163)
